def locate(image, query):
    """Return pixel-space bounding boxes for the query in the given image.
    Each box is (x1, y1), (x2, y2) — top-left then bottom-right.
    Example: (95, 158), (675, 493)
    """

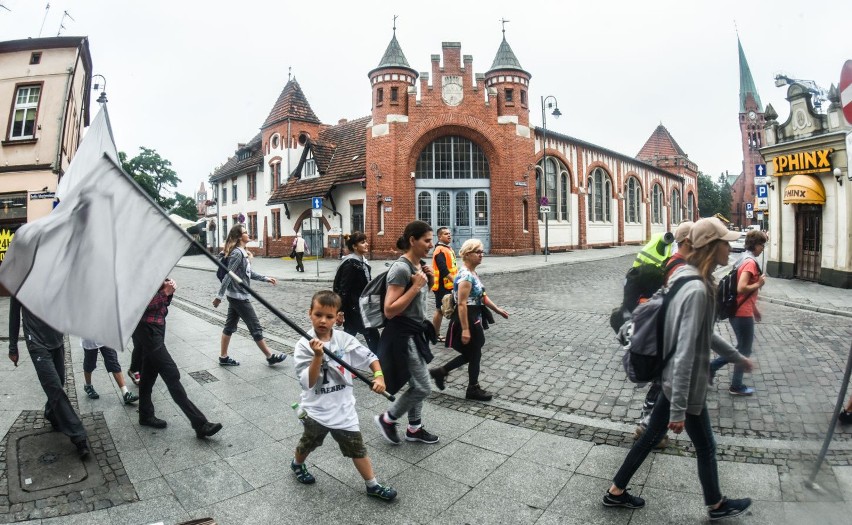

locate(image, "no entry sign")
(841, 60), (852, 125)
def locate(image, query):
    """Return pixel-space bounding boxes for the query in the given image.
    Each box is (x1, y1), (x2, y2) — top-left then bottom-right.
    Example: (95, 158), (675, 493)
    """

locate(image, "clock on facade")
(442, 76), (463, 106)
(748, 111), (757, 121)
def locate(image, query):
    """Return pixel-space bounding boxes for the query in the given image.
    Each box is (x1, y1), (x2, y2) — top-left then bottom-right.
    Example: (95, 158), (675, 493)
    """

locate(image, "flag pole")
(100, 153), (395, 402)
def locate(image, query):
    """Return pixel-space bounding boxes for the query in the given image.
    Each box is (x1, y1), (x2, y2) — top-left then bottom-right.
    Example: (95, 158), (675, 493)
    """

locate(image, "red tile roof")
(267, 116), (370, 204)
(209, 133), (262, 183)
(262, 79), (320, 129)
(636, 124), (687, 160)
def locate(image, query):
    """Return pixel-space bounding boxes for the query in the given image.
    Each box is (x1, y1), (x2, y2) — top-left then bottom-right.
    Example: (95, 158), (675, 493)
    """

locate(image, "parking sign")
(745, 203), (753, 211)
(756, 185), (768, 199)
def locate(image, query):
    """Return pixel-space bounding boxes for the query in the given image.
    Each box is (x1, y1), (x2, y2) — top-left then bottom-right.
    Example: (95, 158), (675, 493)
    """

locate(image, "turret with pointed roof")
(368, 25), (418, 124)
(485, 27), (531, 123)
(369, 29), (418, 79)
(487, 32), (530, 77)
(262, 78), (321, 129)
(738, 37), (763, 113)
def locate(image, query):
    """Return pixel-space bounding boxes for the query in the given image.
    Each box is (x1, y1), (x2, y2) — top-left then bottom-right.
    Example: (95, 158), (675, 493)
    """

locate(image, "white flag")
(0, 106), (190, 349)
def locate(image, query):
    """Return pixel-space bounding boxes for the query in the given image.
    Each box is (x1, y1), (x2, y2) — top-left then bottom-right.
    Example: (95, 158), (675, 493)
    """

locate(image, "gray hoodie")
(661, 265), (746, 422)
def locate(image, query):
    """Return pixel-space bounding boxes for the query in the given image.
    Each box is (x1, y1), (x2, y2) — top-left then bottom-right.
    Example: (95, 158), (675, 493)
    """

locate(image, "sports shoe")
(405, 427), (439, 444)
(291, 460), (316, 484)
(123, 391), (139, 405)
(708, 497), (752, 521)
(266, 353), (287, 366)
(366, 482), (397, 501)
(195, 422), (223, 439)
(127, 370), (140, 385)
(75, 439), (91, 460)
(839, 410), (852, 425)
(373, 414), (401, 445)
(466, 384), (493, 402)
(139, 416), (168, 429)
(219, 356), (240, 366)
(729, 386), (755, 396)
(429, 367), (446, 391)
(84, 384), (100, 399)
(603, 489), (645, 509)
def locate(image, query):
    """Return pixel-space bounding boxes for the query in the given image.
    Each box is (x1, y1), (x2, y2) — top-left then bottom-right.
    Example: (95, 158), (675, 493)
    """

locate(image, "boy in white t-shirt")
(290, 290), (397, 502)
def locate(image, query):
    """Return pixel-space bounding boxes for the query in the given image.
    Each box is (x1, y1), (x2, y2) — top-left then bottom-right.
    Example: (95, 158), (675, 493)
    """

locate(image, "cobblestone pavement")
(169, 254), (852, 443)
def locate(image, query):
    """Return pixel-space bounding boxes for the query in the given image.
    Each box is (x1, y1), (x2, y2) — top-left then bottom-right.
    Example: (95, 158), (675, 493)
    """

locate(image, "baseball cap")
(689, 218), (740, 248)
(674, 221), (694, 243)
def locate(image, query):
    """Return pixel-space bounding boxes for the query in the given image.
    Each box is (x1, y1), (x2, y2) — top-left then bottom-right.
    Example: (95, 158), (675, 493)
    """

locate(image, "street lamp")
(92, 74), (107, 103)
(540, 95), (561, 260)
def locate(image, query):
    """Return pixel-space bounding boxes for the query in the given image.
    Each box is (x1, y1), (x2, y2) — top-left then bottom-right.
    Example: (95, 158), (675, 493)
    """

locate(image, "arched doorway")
(414, 136), (491, 252)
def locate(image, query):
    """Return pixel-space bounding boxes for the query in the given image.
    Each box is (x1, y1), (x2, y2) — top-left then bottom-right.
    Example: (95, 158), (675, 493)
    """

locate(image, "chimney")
(338, 118), (348, 125)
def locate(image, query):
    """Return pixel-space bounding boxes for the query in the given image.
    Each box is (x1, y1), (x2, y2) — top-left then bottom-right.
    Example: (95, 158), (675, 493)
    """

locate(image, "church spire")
(738, 36), (763, 113)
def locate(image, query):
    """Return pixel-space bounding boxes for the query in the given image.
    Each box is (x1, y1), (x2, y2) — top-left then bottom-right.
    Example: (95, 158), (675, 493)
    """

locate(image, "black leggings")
(443, 315), (486, 386)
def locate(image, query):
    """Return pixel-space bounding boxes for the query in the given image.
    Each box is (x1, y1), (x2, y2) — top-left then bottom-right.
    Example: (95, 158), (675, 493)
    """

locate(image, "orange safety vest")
(431, 244), (458, 291)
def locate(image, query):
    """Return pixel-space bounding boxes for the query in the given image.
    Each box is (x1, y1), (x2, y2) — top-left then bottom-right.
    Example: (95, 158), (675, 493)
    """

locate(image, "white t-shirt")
(293, 329), (378, 431)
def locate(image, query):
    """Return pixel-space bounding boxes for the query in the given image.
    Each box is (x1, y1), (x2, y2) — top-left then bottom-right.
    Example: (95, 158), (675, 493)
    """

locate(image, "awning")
(783, 174), (826, 205)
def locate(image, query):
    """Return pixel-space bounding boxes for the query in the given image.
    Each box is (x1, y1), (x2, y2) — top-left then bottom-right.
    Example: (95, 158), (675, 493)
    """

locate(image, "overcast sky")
(2, 0), (850, 198)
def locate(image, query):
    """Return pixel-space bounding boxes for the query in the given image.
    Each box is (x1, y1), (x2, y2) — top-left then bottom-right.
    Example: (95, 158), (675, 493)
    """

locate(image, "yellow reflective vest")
(632, 233), (674, 268)
(431, 243), (458, 291)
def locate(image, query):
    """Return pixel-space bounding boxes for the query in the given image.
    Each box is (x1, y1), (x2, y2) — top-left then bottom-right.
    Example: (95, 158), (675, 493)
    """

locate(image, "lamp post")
(91, 74), (107, 103)
(540, 95), (561, 260)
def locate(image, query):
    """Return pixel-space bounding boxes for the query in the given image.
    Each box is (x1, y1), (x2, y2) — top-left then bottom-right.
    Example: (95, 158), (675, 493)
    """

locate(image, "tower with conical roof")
(485, 26), (531, 126)
(368, 23), (418, 125)
(734, 36), (766, 227)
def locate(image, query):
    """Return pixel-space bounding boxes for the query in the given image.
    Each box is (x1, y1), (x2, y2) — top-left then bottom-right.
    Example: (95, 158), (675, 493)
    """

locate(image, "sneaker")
(405, 427), (439, 444)
(195, 422), (223, 439)
(75, 439), (90, 460)
(839, 410), (852, 425)
(123, 391), (139, 405)
(373, 414), (401, 445)
(729, 386), (755, 396)
(291, 460), (316, 484)
(266, 353), (287, 366)
(708, 368), (717, 386)
(366, 482), (397, 502)
(84, 384), (99, 399)
(139, 417), (168, 429)
(429, 367), (446, 391)
(127, 370), (140, 385)
(219, 356), (240, 366)
(603, 489), (645, 509)
(465, 384), (493, 402)
(708, 497), (752, 521)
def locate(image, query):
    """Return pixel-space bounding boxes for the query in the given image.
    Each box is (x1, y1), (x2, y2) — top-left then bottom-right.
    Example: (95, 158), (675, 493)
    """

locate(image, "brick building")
(211, 30), (696, 257)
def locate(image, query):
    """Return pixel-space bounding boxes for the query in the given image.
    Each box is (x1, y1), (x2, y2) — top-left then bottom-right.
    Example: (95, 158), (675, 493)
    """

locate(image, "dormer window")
(303, 158), (317, 179)
(238, 150), (250, 161)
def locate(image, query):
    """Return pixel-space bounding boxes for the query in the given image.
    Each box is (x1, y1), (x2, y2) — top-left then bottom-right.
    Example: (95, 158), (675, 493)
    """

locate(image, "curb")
(760, 296), (852, 318)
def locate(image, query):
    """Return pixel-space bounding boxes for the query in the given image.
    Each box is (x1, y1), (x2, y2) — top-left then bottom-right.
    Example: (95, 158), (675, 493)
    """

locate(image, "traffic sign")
(756, 197), (768, 210)
(311, 197), (323, 209)
(755, 164), (767, 177)
(757, 212), (764, 220)
(539, 206), (551, 213)
(745, 202), (753, 211)
(745, 211), (754, 219)
(756, 185), (768, 199)
(754, 176), (768, 186)
(311, 208), (322, 218)
(840, 60), (852, 125)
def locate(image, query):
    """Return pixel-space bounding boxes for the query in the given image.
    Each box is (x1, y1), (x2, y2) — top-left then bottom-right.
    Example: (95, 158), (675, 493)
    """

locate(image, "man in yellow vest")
(632, 231), (675, 268)
(431, 227), (457, 340)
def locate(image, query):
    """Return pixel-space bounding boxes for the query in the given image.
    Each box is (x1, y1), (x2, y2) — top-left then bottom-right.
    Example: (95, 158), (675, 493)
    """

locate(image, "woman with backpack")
(333, 231), (379, 353)
(604, 217), (755, 521)
(429, 238), (508, 401)
(709, 230), (768, 396)
(373, 221), (439, 446)
(213, 224), (286, 367)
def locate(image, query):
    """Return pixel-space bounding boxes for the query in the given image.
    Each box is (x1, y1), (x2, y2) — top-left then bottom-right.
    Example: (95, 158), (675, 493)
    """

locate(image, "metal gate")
(416, 189), (490, 252)
(301, 218), (324, 257)
(795, 204), (821, 281)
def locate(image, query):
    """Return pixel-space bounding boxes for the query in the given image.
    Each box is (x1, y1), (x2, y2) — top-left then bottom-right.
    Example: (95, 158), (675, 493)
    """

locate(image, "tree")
(716, 174), (732, 220)
(170, 192), (199, 221)
(119, 147), (180, 210)
(697, 172), (720, 218)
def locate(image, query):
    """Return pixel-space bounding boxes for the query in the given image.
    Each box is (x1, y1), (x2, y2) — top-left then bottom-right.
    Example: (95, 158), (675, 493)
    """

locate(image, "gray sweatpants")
(388, 338), (432, 424)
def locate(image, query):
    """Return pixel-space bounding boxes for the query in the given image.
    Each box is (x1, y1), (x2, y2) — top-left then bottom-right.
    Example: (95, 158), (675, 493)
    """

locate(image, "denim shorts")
(295, 416), (367, 459)
(223, 298), (263, 341)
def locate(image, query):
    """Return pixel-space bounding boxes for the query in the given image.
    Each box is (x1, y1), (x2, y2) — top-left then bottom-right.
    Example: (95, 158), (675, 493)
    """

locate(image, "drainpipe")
(55, 65), (75, 177)
(286, 118), (291, 182)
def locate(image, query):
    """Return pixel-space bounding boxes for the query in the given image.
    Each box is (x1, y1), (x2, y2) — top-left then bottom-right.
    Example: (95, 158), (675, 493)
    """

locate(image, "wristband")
(373, 370), (384, 378)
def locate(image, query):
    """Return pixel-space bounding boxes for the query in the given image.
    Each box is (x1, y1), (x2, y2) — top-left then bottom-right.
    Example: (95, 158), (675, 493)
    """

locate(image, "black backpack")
(716, 256), (760, 320)
(610, 257), (685, 334)
(216, 250), (243, 282)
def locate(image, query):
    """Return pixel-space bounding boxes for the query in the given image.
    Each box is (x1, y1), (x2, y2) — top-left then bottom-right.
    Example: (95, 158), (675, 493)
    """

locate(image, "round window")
(271, 134), (280, 148)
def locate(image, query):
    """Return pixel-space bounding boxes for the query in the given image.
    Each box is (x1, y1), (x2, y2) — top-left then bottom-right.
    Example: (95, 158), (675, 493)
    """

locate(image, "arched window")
(536, 158), (557, 220)
(671, 188), (682, 224)
(626, 177), (641, 223)
(587, 168), (612, 222)
(687, 191), (695, 221)
(560, 173), (570, 221)
(415, 136), (490, 179)
(651, 184), (664, 224)
(417, 191), (431, 225)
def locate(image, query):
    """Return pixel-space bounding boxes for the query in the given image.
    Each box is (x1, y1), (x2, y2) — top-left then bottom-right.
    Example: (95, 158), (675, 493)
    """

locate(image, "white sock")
(120, 386), (129, 395)
(365, 478), (378, 488)
(408, 423), (422, 432)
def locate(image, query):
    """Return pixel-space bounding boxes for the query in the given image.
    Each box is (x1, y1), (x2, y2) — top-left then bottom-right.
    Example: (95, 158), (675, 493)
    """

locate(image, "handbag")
(289, 248), (296, 258)
(441, 293), (456, 319)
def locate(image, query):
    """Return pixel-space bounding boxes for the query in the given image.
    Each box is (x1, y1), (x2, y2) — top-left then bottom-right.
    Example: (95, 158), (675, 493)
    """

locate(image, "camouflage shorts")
(295, 416), (367, 459)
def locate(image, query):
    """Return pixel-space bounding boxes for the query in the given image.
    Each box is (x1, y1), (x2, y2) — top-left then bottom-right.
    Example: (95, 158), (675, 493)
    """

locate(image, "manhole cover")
(18, 432), (87, 491)
(189, 370), (219, 384)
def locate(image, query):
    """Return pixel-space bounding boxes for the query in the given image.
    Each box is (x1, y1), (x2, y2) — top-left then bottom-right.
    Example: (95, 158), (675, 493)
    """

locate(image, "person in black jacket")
(333, 232), (379, 353)
(9, 297), (90, 459)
